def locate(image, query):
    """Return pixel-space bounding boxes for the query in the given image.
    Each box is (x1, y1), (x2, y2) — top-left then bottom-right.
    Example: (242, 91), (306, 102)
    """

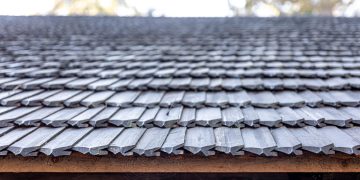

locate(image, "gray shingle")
(80, 91), (115, 107)
(184, 127), (215, 156)
(340, 107), (360, 125)
(1, 90), (42, 106)
(182, 91), (206, 107)
(109, 127), (146, 155)
(242, 127), (277, 156)
(133, 91), (165, 107)
(241, 78), (263, 89)
(68, 106), (105, 127)
(294, 107), (325, 127)
(318, 126), (360, 154)
(221, 107), (244, 127)
(63, 91), (93, 107)
(205, 91), (228, 107)
(40, 127), (93, 156)
(133, 127), (170, 156)
(88, 78), (118, 90)
(315, 91), (338, 106)
(161, 127), (186, 154)
(0, 127), (37, 155)
(43, 90), (81, 106)
(159, 91), (185, 107)
(241, 106), (260, 127)
(21, 78), (53, 90)
(289, 126), (334, 154)
(106, 91), (140, 107)
(298, 90), (322, 107)
(41, 77), (76, 89)
(148, 78), (172, 89)
(73, 127), (124, 155)
(330, 91), (359, 107)
(15, 107), (62, 126)
(65, 78), (99, 90)
(255, 108), (282, 127)
(89, 107), (119, 127)
(22, 90), (61, 106)
(136, 107), (160, 127)
(178, 108), (196, 127)
(1, 78), (33, 90)
(221, 78), (242, 90)
(248, 91), (277, 108)
(0, 107), (40, 126)
(214, 127), (244, 155)
(128, 78), (153, 89)
(8, 127), (65, 156)
(168, 77), (192, 89)
(42, 107), (87, 127)
(274, 91), (305, 107)
(196, 107), (222, 127)
(271, 127), (302, 155)
(154, 106), (183, 127)
(108, 79), (133, 90)
(317, 107), (352, 127)
(263, 78), (283, 90)
(227, 91), (251, 107)
(276, 107), (304, 126)
(109, 107), (146, 127)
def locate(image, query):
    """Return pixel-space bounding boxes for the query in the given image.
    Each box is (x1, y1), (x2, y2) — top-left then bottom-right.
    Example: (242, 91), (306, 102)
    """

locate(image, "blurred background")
(0, 0), (359, 17)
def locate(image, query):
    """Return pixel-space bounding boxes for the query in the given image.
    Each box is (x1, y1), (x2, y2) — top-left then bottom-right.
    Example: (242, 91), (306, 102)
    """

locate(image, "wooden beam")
(0, 153), (360, 172)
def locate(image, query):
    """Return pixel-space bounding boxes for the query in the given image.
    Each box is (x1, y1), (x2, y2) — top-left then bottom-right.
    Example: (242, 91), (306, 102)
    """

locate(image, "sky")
(0, 0), (359, 17)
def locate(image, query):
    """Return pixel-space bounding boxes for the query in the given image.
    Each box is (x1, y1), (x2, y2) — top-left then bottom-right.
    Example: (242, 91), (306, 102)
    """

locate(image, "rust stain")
(0, 153), (360, 172)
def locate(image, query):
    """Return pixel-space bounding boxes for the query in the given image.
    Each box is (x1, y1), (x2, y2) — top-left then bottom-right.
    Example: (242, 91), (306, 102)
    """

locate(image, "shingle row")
(2, 67), (360, 78)
(0, 126), (359, 157)
(1, 106), (360, 128)
(4, 58), (360, 69)
(2, 77), (360, 91)
(1, 89), (360, 108)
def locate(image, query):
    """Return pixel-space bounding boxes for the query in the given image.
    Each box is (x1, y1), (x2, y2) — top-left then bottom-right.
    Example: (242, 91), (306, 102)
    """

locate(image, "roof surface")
(0, 16), (360, 158)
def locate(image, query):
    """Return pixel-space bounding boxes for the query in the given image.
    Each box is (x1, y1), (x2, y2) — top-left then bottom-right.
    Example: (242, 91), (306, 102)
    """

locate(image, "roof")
(1, 16), (360, 172)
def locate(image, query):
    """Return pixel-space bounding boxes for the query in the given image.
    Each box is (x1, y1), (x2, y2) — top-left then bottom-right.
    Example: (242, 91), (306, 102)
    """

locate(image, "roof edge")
(0, 153), (359, 172)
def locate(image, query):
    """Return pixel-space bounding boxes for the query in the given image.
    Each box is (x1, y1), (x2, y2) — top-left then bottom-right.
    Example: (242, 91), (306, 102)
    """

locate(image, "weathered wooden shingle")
(40, 127), (93, 156)
(15, 107), (62, 126)
(161, 127), (186, 154)
(109, 127), (146, 156)
(133, 127), (170, 156)
(184, 127), (215, 156)
(0, 107), (40, 126)
(42, 107), (87, 127)
(248, 91), (277, 108)
(318, 126), (360, 154)
(271, 127), (302, 155)
(8, 127), (64, 156)
(0, 127), (37, 155)
(109, 107), (146, 127)
(182, 91), (206, 107)
(214, 127), (244, 155)
(106, 91), (140, 107)
(89, 107), (119, 127)
(73, 127), (123, 155)
(289, 126), (334, 154)
(196, 107), (222, 127)
(68, 106), (105, 127)
(255, 108), (282, 127)
(133, 91), (165, 107)
(242, 127), (277, 156)
(43, 90), (81, 106)
(80, 91), (115, 107)
(221, 107), (244, 127)
(154, 107), (183, 127)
